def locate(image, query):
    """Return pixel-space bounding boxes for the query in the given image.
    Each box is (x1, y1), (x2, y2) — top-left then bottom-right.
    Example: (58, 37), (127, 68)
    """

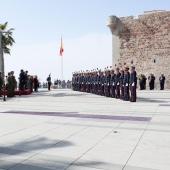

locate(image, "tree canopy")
(0, 22), (15, 54)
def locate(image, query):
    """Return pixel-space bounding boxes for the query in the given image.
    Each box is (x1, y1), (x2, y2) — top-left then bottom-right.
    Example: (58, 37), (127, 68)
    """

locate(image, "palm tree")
(0, 22), (15, 79)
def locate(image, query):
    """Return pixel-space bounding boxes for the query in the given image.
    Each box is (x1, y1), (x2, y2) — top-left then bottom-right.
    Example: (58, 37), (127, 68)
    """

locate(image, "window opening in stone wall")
(153, 59), (156, 63)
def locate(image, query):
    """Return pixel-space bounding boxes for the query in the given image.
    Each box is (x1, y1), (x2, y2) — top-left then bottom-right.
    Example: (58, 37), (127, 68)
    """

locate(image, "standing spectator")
(148, 74), (155, 90)
(19, 69), (25, 91)
(143, 74), (147, 89)
(7, 72), (13, 97)
(0, 72), (3, 97)
(34, 75), (38, 92)
(139, 74), (144, 90)
(159, 73), (165, 90)
(25, 71), (28, 90)
(11, 71), (17, 97)
(30, 76), (34, 93)
(47, 74), (51, 91)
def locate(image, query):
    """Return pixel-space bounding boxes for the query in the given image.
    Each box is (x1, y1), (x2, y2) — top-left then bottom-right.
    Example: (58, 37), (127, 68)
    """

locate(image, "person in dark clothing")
(120, 69), (124, 100)
(130, 66), (137, 102)
(124, 66), (130, 101)
(159, 73), (165, 90)
(47, 74), (51, 91)
(110, 69), (116, 98)
(115, 68), (121, 99)
(143, 74), (147, 89)
(19, 69), (25, 91)
(34, 75), (38, 92)
(0, 72), (3, 97)
(148, 74), (155, 90)
(139, 74), (144, 90)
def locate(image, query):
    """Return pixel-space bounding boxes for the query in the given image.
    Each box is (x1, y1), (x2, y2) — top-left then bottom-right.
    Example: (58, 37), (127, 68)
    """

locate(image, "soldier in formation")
(72, 65), (137, 102)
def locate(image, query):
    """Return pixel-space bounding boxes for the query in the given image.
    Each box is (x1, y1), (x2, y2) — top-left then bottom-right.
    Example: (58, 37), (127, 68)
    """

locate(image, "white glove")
(102, 84), (104, 86)
(107, 83), (109, 86)
(117, 83), (119, 85)
(126, 83), (128, 86)
(132, 82), (134, 86)
(113, 83), (114, 85)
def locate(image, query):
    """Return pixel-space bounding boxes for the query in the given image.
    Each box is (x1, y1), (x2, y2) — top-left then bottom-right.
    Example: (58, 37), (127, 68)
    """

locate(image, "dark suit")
(159, 76), (165, 90)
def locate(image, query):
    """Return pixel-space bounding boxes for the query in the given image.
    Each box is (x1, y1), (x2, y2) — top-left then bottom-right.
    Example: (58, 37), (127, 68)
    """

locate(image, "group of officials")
(72, 66), (137, 102)
(0, 70), (39, 98)
(0, 71), (17, 98)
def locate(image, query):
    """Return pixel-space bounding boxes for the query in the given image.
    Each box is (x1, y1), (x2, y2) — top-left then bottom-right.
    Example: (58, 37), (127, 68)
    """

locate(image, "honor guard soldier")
(124, 66), (130, 101)
(97, 70), (101, 95)
(0, 72), (3, 97)
(94, 71), (98, 94)
(120, 69), (124, 100)
(130, 65), (137, 102)
(159, 73), (165, 90)
(87, 72), (90, 93)
(110, 69), (116, 98)
(115, 68), (121, 99)
(105, 70), (111, 97)
(100, 71), (105, 96)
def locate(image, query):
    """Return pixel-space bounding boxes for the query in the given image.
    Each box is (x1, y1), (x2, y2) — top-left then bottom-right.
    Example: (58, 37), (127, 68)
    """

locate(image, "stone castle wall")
(108, 11), (170, 89)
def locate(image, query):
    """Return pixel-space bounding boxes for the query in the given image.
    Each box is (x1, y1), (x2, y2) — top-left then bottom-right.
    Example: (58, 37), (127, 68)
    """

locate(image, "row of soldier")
(72, 66), (137, 102)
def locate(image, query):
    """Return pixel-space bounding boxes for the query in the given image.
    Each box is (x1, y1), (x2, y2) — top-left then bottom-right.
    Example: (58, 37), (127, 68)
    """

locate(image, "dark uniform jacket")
(159, 76), (165, 84)
(124, 72), (130, 85)
(110, 74), (115, 86)
(130, 71), (137, 85)
(120, 74), (124, 87)
(115, 72), (121, 85)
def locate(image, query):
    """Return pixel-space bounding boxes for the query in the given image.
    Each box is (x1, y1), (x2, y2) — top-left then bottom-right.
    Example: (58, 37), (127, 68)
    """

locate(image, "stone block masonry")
(107, 10), (170, 89)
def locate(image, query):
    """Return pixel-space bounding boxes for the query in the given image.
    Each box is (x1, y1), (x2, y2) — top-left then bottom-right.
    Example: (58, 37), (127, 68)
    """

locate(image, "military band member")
(120, 69), (124, 100)
(115, 68), (121, 99)
(110, 69), (115, 98)
(0, 72), (3, 97)
(130, 66), (137, 102)
(124, 66), (130, 101)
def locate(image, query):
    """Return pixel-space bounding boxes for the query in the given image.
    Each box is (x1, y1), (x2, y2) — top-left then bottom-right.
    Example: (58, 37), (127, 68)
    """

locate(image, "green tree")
(0, 22), (15, 78)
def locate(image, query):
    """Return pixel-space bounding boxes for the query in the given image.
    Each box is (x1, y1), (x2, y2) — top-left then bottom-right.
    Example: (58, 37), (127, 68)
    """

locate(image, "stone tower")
(107, 10), (170, 89)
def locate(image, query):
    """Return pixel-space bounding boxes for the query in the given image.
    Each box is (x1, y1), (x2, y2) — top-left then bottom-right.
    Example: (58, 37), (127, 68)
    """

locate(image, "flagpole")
(61, 54), (63, 82)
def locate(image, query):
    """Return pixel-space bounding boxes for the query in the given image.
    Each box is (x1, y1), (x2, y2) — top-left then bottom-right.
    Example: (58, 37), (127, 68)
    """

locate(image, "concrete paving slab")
(0, 89), (170, 170)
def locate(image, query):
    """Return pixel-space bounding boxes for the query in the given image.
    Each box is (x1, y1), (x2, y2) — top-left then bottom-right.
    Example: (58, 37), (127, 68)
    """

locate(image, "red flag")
(59, 38), (64, 56)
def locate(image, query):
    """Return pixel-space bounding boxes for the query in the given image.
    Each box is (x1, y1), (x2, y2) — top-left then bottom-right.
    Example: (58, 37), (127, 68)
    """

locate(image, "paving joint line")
(122, 105), (159, 170)
(7, 119), (100, 170)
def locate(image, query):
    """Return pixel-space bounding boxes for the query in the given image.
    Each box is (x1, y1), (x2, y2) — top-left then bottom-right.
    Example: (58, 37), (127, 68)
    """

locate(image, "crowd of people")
(139, 73), (166, 90)
(0, 70), (40, 98)
(72, 66), (137, 102)
(54, 79), (72, 89)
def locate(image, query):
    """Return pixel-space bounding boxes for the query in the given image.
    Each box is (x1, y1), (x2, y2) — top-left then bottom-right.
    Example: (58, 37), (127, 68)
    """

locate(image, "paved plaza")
(0, 89), (170, 170)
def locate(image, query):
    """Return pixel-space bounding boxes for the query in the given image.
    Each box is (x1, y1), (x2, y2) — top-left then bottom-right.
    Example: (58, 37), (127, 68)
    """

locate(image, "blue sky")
(0, 0), (169, 82)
